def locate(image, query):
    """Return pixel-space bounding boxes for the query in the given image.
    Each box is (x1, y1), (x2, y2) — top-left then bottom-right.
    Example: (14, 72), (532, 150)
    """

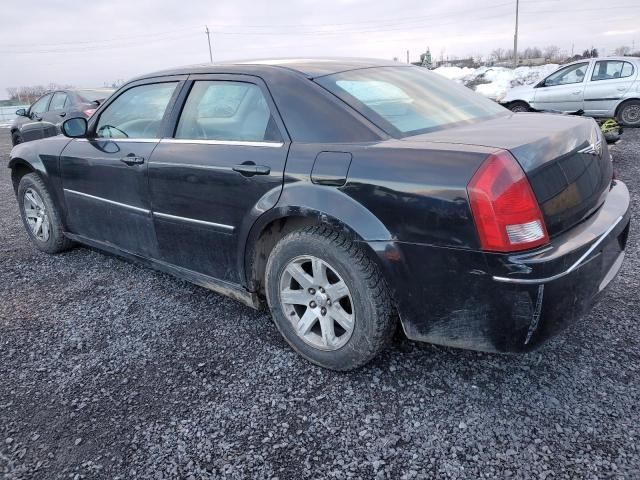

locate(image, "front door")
(148, 75), (289, 283)
(532, 62), (590, 113)
(583, 60), (637, 116)
(21, 93), (52, 142)
(61, 80), (181, 257)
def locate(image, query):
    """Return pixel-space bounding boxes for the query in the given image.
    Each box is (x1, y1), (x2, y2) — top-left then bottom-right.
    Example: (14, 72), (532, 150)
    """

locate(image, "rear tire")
(616, 100), (640, 127)
(507, 101), (531, 113)
(265, 225), (396, 371)
(17, 173), (73, 254)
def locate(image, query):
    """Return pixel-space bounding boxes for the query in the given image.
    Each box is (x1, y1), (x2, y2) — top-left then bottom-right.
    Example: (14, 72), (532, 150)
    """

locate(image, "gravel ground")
(0, 128), (639, 480)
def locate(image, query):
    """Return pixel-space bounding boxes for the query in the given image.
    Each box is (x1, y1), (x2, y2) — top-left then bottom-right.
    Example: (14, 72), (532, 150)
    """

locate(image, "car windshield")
(78, 89), (114, 102)
(315, 66), (507, 137)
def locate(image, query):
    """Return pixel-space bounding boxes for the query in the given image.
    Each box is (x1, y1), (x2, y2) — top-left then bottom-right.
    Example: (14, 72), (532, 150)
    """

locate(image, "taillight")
(467, 150), (549, 252)
(83, 108), (97, 117)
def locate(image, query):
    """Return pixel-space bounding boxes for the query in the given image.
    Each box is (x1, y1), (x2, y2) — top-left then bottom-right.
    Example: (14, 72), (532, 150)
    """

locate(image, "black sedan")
(11, 88), (114, 146)
(8, 59), (630, 370)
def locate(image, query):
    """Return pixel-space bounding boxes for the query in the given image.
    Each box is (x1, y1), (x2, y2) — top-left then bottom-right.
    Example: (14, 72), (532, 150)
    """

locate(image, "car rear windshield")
(315, 66), (507, 137)
(78, 89), (114, 102)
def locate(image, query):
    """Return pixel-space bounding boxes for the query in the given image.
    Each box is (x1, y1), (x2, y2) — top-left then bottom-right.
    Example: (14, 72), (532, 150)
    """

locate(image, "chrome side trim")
(151, 161), (232, 172)
(160, 138), (283, 148)
(63, 189), (150, 214)
(153, 211), (235, 232)
(77, 138), (159, 143)
(492, 215), (624, 284)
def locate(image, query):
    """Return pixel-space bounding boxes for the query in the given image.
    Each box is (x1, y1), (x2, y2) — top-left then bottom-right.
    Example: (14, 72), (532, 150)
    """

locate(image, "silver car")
(500, 56), (640, 126)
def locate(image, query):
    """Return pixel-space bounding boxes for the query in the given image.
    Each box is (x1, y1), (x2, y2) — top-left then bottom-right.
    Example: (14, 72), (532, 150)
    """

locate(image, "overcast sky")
(1, 0), (638, 99)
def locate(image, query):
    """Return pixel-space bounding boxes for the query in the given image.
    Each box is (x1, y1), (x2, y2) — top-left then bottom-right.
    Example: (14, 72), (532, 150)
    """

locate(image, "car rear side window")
(49, 92), (68, 111)
(175, 81), (282, 142)
(95, 82), (177, 139)
(316, 66), (507, 137)
(591, 61), (634, 81)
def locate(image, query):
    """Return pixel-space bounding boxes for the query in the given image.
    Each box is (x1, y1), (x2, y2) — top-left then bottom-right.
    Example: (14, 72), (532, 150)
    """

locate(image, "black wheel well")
(10, 161), (35, 194)
(247, 216), (323, 295)
(507, 100), (530, 108)
(615, 98), (640, 117)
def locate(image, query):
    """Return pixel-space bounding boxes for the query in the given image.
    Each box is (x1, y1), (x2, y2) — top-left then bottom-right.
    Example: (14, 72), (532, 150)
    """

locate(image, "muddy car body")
(9, 58), (630, 369)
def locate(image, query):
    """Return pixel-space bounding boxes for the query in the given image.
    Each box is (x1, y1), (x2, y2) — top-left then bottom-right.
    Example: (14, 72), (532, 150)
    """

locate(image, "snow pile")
(434, 64), (560, 100)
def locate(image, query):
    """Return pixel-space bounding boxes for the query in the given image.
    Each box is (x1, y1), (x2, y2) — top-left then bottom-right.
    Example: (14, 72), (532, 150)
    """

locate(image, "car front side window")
(30, 94), (51, 117)
(175, 81), (282, 142)
(95, 82), (177, 139)
(545, 63), (589, 86)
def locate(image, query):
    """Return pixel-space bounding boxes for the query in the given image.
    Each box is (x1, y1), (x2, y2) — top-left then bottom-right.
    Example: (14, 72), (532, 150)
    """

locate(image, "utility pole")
(205, 25), (213, 63)
(571, 43), (574, 57)
(406, 50), (410, 64)
(513, 0), (519, 67)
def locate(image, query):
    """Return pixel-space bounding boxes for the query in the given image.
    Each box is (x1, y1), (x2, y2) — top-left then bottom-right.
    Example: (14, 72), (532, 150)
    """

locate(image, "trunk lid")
(406, 113), (613, 236)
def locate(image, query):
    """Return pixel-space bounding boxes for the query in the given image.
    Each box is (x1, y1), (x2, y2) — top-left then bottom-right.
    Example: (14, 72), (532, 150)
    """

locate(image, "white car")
(500, 57), (640, 126)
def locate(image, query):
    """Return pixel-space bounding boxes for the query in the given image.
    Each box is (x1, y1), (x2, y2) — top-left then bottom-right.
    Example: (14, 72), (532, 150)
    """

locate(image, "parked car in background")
(8, 59), (630, 370)
(500, 57), (640, 126)
(10, 88), (115, 145)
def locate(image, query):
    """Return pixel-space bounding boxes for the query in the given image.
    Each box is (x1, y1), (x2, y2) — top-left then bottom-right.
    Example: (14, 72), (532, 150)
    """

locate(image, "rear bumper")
(371, 180), (631, 353)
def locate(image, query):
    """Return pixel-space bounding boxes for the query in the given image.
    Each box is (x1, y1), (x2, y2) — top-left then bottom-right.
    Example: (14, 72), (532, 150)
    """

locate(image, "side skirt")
(64, 232), (262, 310)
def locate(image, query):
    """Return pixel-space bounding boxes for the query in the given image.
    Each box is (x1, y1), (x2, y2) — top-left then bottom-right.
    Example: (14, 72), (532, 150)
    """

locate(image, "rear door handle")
(59, 112), (66, 117)
(571, 91), (581, 95)
(232, 163), (271, 176)
(120, 155), (145, 166)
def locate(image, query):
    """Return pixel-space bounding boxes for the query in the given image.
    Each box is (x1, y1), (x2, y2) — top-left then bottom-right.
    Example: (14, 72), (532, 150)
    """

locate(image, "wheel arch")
(240, 185), (395, 297)
(615, 97), (640, 118)
(8, 158), (40, 194)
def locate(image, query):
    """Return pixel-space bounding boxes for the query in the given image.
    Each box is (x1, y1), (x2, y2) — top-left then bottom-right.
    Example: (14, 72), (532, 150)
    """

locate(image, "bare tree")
(543, 45), (560, 60)
(614, 45), (631, 56)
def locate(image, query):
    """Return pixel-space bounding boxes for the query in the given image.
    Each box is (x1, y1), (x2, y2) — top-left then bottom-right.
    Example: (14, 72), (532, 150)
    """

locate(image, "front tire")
(11, 131), (23, 146)
(265, 225), (396, 371)
(617, 100), (640, 127)
(17, 173), (73, 254)
(507, 101), (531, 113)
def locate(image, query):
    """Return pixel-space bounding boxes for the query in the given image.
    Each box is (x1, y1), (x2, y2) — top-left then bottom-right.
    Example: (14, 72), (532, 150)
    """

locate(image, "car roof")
(137, 57), (407, 80)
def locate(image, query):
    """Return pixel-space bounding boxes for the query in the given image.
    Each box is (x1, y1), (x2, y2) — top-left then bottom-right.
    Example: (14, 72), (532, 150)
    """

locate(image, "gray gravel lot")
(0, 128), (639, 479)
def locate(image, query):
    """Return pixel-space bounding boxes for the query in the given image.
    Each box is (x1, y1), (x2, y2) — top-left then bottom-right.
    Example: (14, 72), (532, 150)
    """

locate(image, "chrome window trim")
(76, 138), (159, 143)
(153, 211), (235, 232)
(63, 189), (150, 214)
(492, 215), (624, 284)
(160, 138), (284, 148)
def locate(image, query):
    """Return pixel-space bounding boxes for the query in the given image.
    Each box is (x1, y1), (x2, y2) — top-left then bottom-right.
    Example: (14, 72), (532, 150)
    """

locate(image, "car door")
(531, 62), (590, 112)
(41, 91), (68, 138)
(21, 93), (52, 142)
(61, 79), (183, 257)
(148, 75), (289, 283)
(583, 60), (637, 116)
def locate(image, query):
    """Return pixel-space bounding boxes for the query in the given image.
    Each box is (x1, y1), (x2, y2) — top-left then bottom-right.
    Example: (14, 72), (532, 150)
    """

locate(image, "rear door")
(583, 60), (637, 116)
(61, 79), (183, 257)
(148, 74), (289, 283)
(41, 91), (68, 138)
(21, 93), (52, 142)
(532, 62), (590, 112)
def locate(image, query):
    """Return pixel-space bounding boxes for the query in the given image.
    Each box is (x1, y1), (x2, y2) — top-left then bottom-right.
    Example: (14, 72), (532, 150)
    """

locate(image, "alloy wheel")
(23, 188), (50, 242)
(279, 255), (355, 351)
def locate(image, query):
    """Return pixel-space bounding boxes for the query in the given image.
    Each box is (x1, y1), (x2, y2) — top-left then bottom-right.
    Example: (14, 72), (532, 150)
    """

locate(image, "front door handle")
(232, 163), (271, 176)
(571, 91), (581, 95)
(120, 154), (145, 166)
(59, 112), (66, 117)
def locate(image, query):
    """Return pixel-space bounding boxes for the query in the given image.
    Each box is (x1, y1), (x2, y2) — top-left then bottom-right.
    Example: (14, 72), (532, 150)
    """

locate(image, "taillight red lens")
(467, 150), (549, 252)
(83, 108), (97, 117)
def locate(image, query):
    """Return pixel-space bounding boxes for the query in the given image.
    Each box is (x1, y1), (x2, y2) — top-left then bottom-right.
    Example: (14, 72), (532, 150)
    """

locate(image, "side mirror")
(62, 117), (88, 138)
(15, 108), (27, 116)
